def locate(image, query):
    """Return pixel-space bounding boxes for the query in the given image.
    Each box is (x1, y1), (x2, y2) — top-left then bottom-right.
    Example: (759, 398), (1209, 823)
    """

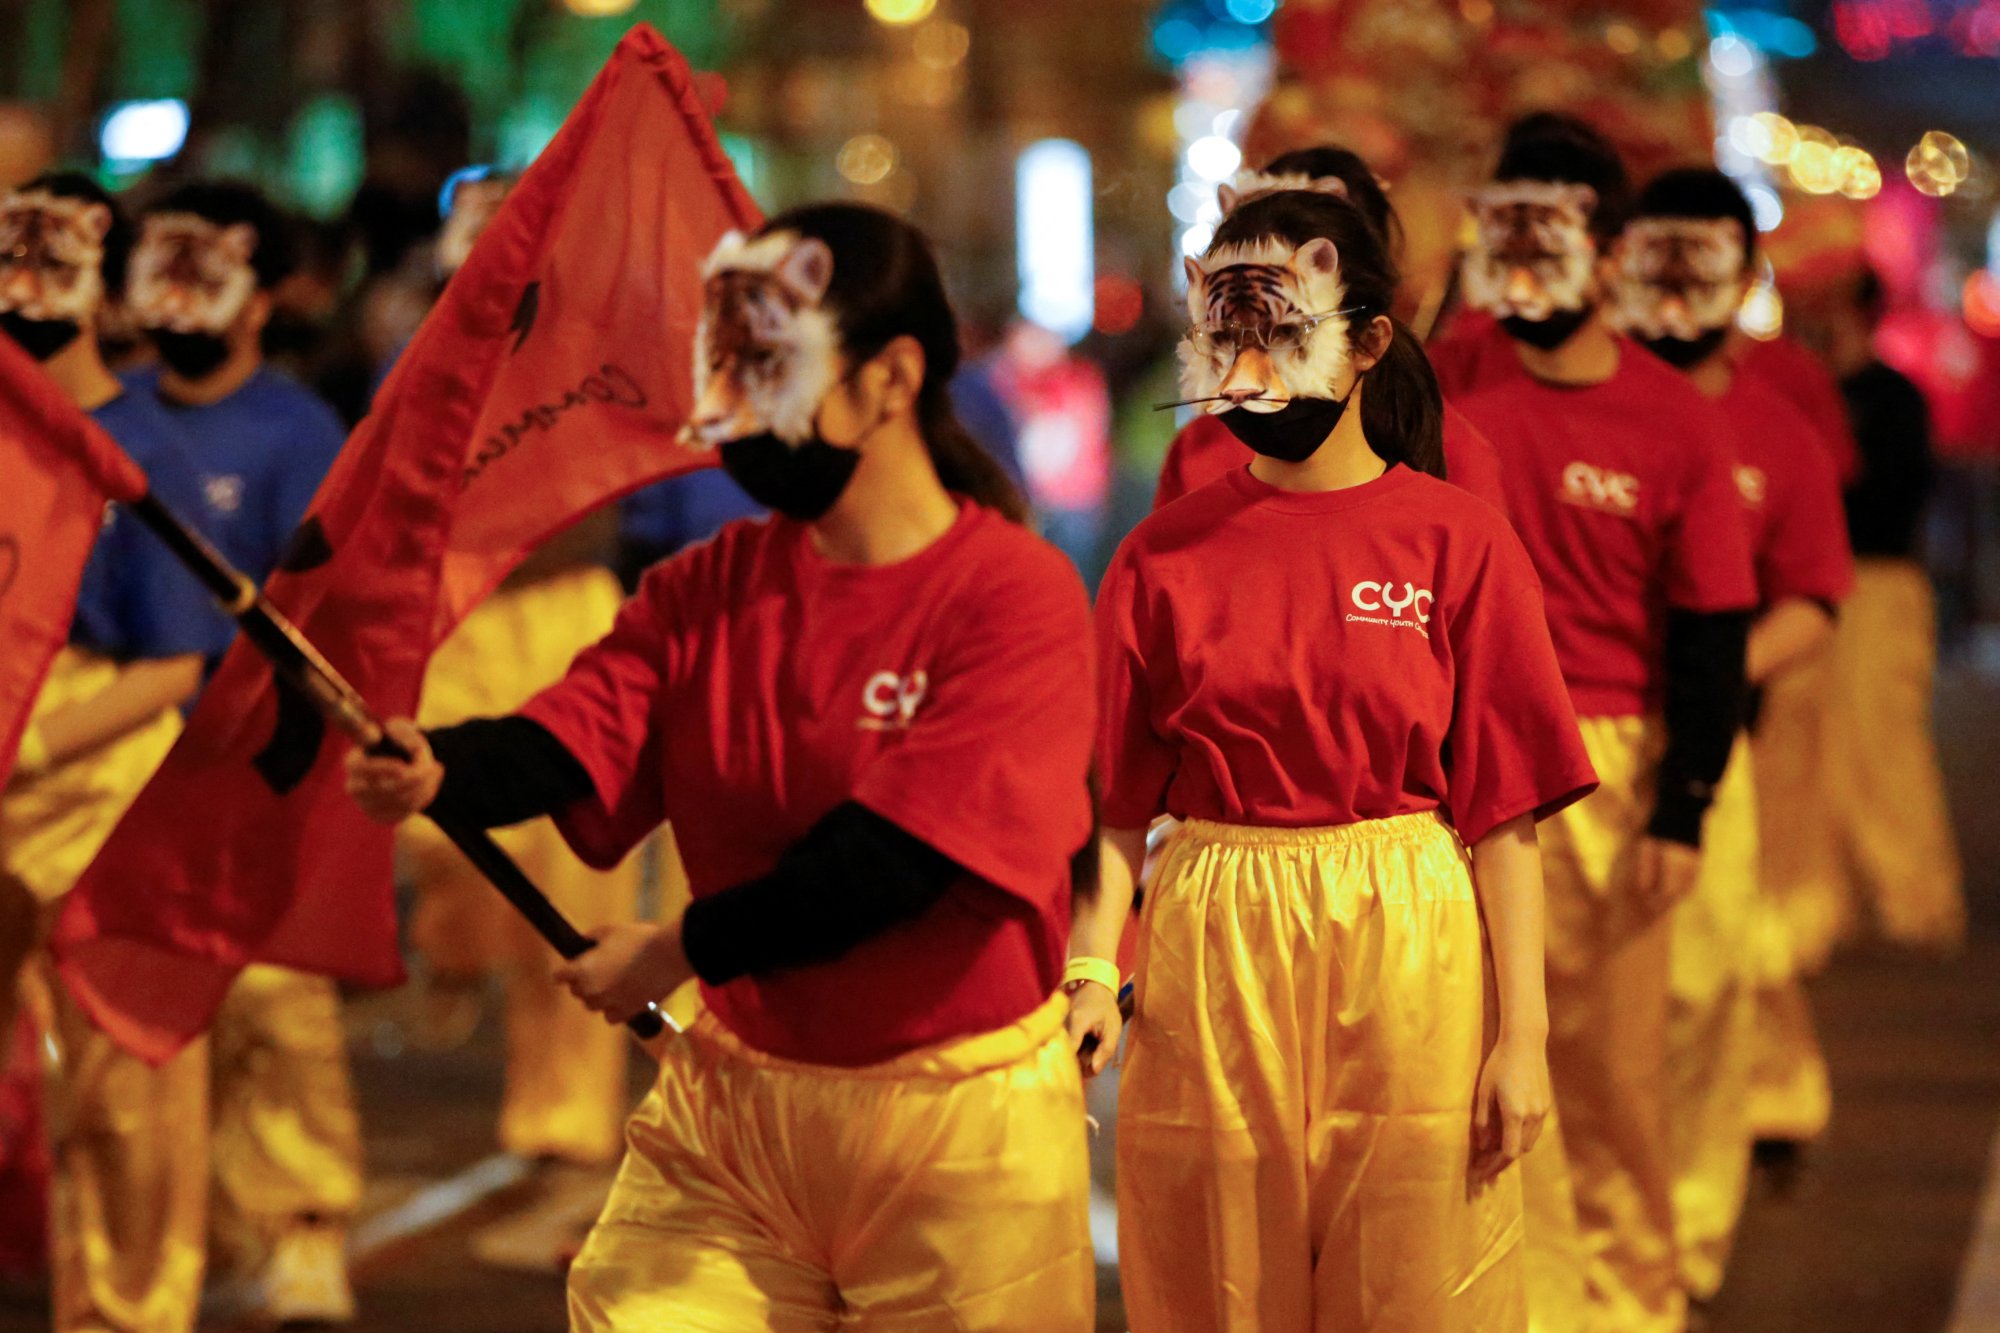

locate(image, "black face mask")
(1500, 306), (1595, 351)
(1219, 391), (1354, 463)
(150, 329), (232, 380)
(719, 432), (863, 521)
(0, 312), (83, 361)
(1639, 326), (1730, 370)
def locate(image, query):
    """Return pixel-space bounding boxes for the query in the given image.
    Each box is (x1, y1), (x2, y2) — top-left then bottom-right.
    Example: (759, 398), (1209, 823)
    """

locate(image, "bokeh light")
(562, 0), (638, 14)
(1738, 282), (1784, 340)
(866, 0), (938, 25)
(1094, 274), (1146, 335)
(1907, 131), (1970, 197)
(1965, 270), (2000, 338)
(836, 133), (897, 186)
(1186, 135), (1242, 181)
(913, 21), (971, 69)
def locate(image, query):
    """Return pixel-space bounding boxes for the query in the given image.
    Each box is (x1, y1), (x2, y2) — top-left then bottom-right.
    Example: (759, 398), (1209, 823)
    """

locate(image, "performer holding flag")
(0, 173), (225, 1333)
(347, 203), (1099, 1331)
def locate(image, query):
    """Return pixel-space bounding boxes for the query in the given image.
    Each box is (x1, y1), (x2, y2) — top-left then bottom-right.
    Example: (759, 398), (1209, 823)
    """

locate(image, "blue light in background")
(1017, 139), (1095, 344)
(1705, 7), (1818, 58)
(99, 99), (189, 164)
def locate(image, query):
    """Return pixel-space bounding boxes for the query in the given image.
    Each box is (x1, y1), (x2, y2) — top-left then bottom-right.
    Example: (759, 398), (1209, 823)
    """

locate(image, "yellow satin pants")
(1525, 716), (1682, 1333)
(407, 564), (642, 1164)
(1744, 654), (1836, 1147)
(4, 654), (362, 1329)
(1118, 813), (1525, 1333)
(567, 994), (1094, 1332)
(1666, 741), (1759, 1301)
(0, 650), (180, 1045)
(1824, 559), (1963, 950)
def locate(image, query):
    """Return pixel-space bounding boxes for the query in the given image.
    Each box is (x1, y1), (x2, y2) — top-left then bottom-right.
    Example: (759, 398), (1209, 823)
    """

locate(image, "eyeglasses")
(1187, 305), (1367, 357)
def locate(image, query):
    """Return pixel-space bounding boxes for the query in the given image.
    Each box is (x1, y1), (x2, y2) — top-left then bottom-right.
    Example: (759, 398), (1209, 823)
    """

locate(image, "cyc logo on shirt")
(859, 670), (929, 731)
(1734, 464), (1768, 508)
(1559, 461), (1640, 516)
(204, 474), (245, 515)
(1347, 581), (1433, 637)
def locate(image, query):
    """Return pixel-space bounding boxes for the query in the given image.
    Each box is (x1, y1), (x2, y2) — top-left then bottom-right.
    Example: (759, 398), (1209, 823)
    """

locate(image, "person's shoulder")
(957, 503), (1090, 604)
(246, 367), (347, 440)
(1128, 470), (1252, 552)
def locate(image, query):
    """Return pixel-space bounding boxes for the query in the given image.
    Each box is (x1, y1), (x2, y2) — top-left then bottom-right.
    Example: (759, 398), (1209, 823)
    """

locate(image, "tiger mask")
(1461, 181), (1599, 321)
(1179, 236), (1352, 414)
(1607, 217), (1746, 342)
(0, 190), (112, 324)
(685, 229), (840, 448)
(127, 212), (259, 335)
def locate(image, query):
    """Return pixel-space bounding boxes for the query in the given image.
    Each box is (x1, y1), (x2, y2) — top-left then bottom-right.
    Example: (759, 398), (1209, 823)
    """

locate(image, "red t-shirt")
(521, 501), (1095, 1067)
(1427, 315), (1516, 401)
(1720, 375), (1856, 608)
(1097, 465), (1596, 843)
(1151, 402), (1511, 516)
(1733, 336), (1861, 485)
(1455, 340), (1759, 717)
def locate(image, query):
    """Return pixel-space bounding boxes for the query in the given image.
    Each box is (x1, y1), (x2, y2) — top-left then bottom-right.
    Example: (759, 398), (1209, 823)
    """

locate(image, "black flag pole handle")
(127, 492), (671, 1041)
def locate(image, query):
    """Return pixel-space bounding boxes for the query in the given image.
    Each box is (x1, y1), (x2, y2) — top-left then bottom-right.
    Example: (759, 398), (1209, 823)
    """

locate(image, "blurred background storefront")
(1, 0), (1996, 623)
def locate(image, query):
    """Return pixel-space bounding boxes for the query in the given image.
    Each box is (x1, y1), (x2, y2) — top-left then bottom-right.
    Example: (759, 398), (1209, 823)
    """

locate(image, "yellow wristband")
(1062, 956), (1121, 995)
(13, 725), (50, 776)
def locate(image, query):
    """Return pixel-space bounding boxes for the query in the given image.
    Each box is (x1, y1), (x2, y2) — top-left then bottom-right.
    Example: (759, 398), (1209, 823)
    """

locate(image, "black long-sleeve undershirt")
(1648, 608), (1753, 847)
(421, 717), (962, 983)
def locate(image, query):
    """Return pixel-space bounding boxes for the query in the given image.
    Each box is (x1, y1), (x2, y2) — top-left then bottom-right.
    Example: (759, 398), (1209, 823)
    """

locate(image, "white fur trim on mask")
(1222, 169), (1352, 215)
(0, 191), (108, 323)
(1178, 239), (1352, 409)
(126, 213), (258, 335)
(1469, 180), (1599, 214)
(689, 230), (842, 449)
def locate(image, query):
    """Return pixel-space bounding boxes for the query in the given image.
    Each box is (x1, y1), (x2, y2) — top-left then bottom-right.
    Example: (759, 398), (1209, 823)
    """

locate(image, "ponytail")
(754, 202), (1032, 525)
(917, 380), (1030, 524)
(1360, 319), (1446, 480)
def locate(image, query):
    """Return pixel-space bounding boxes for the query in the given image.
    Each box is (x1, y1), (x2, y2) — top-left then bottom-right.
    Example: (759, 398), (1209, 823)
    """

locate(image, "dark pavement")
(0, 671), (1995, 1333)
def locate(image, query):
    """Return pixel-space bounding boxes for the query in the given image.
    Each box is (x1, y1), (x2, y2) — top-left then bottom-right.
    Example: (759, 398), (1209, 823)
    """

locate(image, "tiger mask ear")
(1217, 183), (1242, 216)
(1182, 254), (1208, 321)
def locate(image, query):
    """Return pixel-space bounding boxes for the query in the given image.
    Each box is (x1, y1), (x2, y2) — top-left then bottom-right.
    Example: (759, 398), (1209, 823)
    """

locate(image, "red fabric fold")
(52, 24), (761, 1063)
(0, 335), (150, 790)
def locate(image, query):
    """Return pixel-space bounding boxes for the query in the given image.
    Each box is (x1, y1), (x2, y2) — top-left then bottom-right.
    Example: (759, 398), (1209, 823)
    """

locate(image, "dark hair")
(1853, 265), (1886, 323)
(758, 203), (1028, 523)
(1259, 145), (1402, 258)
(1636, 167), (1758, 266)
(1207, 191), (1445, 478)
(148, 180), (297, 289)
(1495, 111), (1632, 244)
(24, 171), (131, 296)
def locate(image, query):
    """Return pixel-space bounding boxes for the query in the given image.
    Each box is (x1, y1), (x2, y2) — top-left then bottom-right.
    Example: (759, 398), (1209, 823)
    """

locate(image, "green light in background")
(112, 0), (199, 99)
(498, 96), (565, 170)
(287, 95), (364, 219)
(718, 131), (760, 197)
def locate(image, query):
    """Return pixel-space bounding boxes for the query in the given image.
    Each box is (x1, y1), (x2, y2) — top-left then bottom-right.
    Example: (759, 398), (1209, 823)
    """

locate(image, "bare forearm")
(35, 655), (202, 766)
(1071, 826), (1143, 962)
(1747, 598), (1835, 684)
(1469, 815), (1549, 1041)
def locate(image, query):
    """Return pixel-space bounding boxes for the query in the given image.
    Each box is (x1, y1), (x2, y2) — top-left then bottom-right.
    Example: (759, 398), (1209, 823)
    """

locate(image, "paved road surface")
(1, 672), (1995, 1333)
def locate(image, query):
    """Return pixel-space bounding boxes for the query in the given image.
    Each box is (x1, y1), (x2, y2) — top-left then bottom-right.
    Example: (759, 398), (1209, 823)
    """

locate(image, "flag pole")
(126, 491), (671, 1041)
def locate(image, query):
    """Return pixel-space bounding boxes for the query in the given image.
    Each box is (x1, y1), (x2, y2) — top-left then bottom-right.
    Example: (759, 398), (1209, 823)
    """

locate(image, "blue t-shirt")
(127, 364), (347, 585)
(619, 469), (764, 558)
(72, 390), (233, 662)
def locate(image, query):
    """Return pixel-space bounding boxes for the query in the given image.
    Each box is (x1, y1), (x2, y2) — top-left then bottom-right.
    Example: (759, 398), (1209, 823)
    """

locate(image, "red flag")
(53, 25), (761, 1063)
(0, 335), (150, 791)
